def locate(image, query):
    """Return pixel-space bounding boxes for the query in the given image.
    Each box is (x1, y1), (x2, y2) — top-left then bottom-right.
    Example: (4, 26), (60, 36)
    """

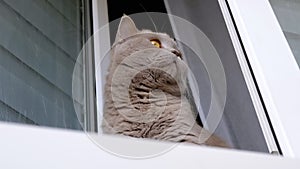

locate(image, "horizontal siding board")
(284, 31), (300, 65)
(271, 0), (300, 35)
(0, 100), (36, 124)
(0, 45), (84, 114)
(0, 2), (84, 97)
(47, 0), (80, 27)
(0, 65), (82, 129)
(3, 0), (82, 59)
(0, 0), (84, 129)
(270, 0), (300, 66)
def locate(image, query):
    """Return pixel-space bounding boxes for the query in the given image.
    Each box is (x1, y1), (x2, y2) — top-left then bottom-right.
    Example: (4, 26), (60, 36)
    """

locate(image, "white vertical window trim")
(92, 0), (110, 133)
(218, 0), (279, 154)
(227, 0), (300, 158)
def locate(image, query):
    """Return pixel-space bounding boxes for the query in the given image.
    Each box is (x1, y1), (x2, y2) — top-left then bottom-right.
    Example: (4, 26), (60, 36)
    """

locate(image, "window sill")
(0, 122), (299, 168)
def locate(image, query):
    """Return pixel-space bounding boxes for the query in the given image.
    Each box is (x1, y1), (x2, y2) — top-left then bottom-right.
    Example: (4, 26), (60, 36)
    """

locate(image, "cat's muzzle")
(171, 49), (182, 59)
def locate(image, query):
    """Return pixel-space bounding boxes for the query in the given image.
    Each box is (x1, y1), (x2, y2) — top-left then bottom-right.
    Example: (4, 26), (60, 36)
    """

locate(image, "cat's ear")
(116, 15), (138, 41)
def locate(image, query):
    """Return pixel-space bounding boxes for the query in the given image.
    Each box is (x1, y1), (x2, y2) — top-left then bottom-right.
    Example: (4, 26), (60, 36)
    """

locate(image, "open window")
(92, 0), (281, 155)
(0, 0), (286, 156)
(1, 0), (300, 162)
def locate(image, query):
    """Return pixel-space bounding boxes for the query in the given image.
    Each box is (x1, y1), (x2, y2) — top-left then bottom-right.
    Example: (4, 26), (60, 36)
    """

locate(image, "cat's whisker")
(139, 3), (158, 32)
(160, 22), (166, 32)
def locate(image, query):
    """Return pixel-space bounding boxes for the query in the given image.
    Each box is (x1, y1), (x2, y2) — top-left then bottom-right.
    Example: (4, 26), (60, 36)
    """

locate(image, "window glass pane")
(98, 0), (279, 154)
(0, 0), (87, 130)
(164, 0), (270, 152)
(269, 0), (300, 67)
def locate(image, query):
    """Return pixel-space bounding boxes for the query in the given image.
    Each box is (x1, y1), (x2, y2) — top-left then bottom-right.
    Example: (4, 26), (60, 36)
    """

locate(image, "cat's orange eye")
(150, 39), (161, 48)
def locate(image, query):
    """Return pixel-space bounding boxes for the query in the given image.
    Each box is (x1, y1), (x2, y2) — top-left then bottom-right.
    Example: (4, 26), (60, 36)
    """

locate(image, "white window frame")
(226, 0), (300, 158)
(92, 0), (300, 157)
(0, 122), (299, 168)
(0, 0), (300, 167)
(164, 0), (279, 154)
(92, 0), (110, 133)
(217, 0), (279, 154)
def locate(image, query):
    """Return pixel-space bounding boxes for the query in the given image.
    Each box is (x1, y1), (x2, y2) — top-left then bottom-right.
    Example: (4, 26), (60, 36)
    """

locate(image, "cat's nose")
(171, 49), (182, 59)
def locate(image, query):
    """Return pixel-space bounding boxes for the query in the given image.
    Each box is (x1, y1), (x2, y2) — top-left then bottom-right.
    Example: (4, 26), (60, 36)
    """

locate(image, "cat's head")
(113, 15), (182, 60)
(110, 15), (188, 96)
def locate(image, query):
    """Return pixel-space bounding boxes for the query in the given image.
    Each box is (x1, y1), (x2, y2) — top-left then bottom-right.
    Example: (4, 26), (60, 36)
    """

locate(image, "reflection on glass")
(270, 0), (300, 67)
(99, 0), (278, 154)
(0, 0), (85, 129)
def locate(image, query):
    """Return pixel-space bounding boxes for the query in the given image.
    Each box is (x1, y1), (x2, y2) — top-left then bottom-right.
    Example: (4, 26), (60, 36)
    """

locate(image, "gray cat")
(102, 15), (227, 148)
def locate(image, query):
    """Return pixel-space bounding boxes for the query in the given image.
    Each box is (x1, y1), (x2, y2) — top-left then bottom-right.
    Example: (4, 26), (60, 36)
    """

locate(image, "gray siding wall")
(0, 0), (83, 129)
(270, 0), (300, 67)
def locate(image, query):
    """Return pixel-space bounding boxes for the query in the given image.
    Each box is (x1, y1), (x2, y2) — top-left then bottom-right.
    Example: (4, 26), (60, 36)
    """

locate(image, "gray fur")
(102, 15), (227, 148)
